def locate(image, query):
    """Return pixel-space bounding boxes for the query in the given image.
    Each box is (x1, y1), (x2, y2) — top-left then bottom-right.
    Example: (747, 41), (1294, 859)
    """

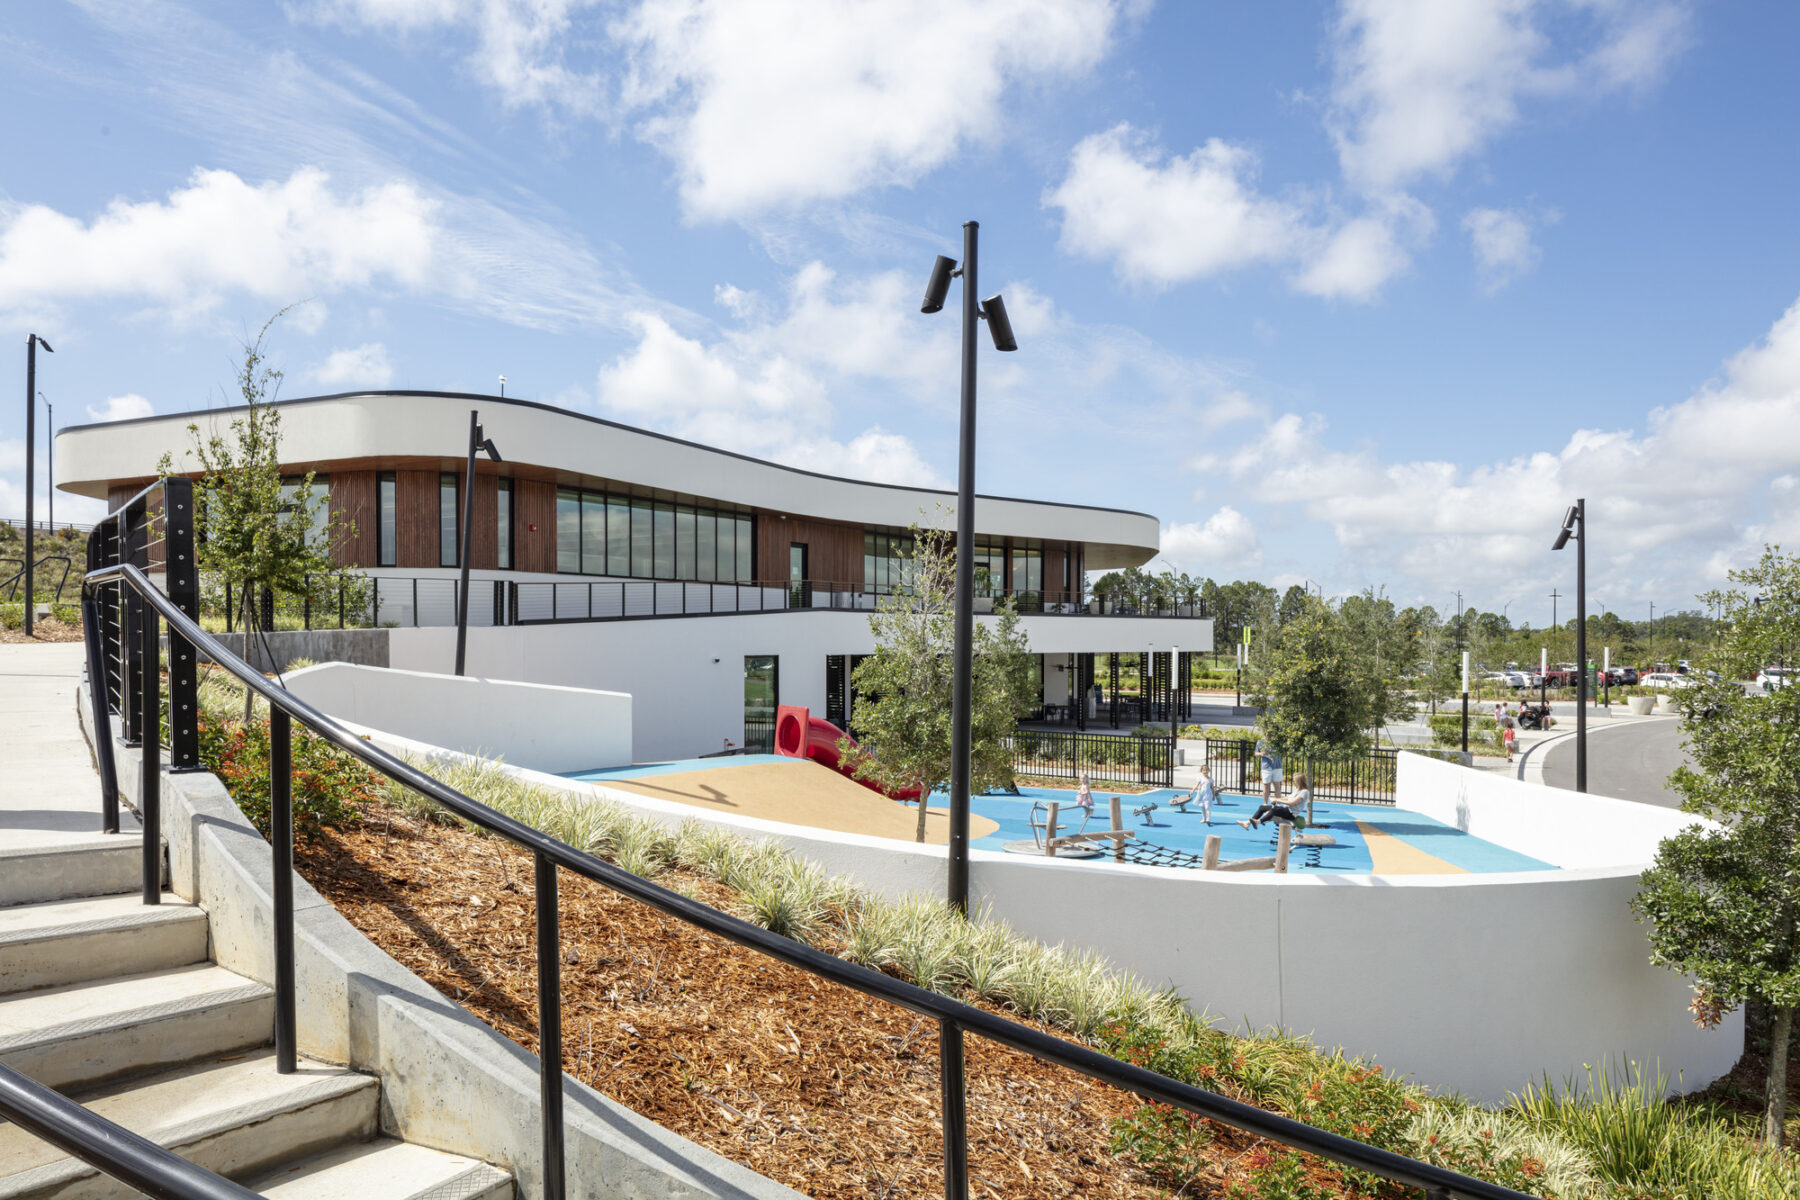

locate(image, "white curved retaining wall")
(342, 703), (1741, 1106)
(284, 663), (631, 776)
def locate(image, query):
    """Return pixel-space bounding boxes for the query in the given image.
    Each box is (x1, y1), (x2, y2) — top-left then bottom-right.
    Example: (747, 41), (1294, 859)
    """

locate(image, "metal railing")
(1, 553), (76, 603)
(1203, 739), (1401, 806)
(25, 486), (1541, 1200)
(1006, 728), (1175, 786)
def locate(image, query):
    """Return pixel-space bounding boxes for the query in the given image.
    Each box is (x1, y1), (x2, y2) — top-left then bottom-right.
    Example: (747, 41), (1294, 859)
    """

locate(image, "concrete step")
(0, 964), (271, 1090)
(0, 1050), (378, 1200)
(0, 894), (209, 994)
(0, 838), (145, 908)
(248, 1139), (514, 1200)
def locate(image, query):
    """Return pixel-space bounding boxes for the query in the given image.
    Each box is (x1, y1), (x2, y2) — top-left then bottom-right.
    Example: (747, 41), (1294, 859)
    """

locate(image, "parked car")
(1603, 666), (1639, 687)
(1502, 670), (1533, 689)
(1756, 667), (1791, 691)
(1640, 672), (1696, 690)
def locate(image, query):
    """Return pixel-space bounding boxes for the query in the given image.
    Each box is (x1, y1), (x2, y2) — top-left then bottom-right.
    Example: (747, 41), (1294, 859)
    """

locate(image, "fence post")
(339, 577), (346, 629)
(224, 579), (234, 634)
(1201, 835), (1221, 871)
(535, 853), (567, 1200)
(1136, 735), (1146, 784)
(303, 576), (311, 631)
(1275, 823), (1292, 874)
(1110, 796), (1124, 863)
(1044, 802), (1059, 857)
(1238, 741), (1250, 796)
(371, 577), (380, 628)
(139, 598), (161, 906)
(412, 577), (419, 627)
(161, 479), (200, 773)
(81, 592), (120, 835)
(939, 1020), (969, 1200)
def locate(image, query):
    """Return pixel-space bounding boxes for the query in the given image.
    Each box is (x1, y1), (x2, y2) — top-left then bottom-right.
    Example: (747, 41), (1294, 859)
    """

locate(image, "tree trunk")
(1766, 1004), (1794, 1149)
(241, 581), (256, 725)
(914, 780), (930, 843)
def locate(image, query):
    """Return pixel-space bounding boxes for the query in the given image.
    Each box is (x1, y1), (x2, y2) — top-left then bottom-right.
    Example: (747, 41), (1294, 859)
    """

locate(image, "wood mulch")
(292, 800), (1306, 1199)
(0, 618), (84, 644)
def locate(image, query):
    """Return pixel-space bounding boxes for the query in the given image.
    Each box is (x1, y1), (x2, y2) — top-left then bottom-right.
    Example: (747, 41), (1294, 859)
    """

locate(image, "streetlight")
(498, 375), (506, 398)
(38, 392), (52, 533)
(23, 334), (53, 637)
(1171, 643), (1181, 745)
(920, 221), (1019, 915)
(453, 410), (502, 677)
(1552, 499), (1587, 792)
(1461, 650), (1470, 754)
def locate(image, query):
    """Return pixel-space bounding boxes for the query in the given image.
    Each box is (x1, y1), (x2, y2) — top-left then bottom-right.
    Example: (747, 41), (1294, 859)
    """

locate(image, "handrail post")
(162, 479), (201, 772)
(939, 1019), (969, 1200)
(81, 593), (120, 834)
(535, 852), (566, 1200)
(139, 597), (161, 905)
(270, 709), (297, 1074)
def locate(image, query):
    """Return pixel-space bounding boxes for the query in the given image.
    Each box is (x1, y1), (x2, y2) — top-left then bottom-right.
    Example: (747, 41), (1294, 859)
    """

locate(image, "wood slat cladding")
(1045, 545), (1068, 601)
(394, 470), (439, 568)
(469, 474), (499, 570)
(756, 512), (863, 586)
(513, 479), (556, 573)
(329, 471), (379, 567)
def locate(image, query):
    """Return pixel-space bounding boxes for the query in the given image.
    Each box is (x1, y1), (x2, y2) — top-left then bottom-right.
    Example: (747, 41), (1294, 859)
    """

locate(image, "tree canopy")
(1631, 546), (1800, 1147)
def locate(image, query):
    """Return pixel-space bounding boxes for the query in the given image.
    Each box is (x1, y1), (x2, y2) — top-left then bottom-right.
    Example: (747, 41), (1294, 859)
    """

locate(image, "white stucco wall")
(283, 662), (631, 775)
(386, 614), (1211, 764)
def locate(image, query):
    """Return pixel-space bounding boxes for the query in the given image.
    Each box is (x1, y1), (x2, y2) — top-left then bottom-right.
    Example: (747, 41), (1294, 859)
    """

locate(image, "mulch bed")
(0, 618), (84, 644)
(292, 801), (1303, 1198)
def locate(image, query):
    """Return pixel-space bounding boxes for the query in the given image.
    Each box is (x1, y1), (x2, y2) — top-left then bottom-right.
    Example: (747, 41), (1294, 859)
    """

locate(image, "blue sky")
(3, 0), (1798, 626)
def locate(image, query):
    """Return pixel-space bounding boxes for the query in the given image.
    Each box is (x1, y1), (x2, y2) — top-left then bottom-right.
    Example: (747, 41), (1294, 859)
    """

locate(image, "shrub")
(197, 714), (370, 841)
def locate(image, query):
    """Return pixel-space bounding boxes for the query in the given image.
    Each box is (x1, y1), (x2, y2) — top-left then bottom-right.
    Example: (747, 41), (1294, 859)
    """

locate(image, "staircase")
(0, 644), (515, 1199)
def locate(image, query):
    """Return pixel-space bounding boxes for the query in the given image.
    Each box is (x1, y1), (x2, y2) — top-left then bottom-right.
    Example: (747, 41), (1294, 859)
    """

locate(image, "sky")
(2, 0), (1797, 628)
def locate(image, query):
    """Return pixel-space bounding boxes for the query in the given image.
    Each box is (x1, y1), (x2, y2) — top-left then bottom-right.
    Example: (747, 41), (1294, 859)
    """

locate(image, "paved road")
(1540, 716), (1690, 808)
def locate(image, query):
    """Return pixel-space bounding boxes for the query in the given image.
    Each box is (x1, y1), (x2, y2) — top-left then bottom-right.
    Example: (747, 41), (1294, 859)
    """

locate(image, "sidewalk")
(0, 641), (131, 845)
(1465, 697), (1673, 784)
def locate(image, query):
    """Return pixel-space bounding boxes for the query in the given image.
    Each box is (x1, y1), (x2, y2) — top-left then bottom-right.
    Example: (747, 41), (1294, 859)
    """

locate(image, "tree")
(1631, 547), (1800, 1148)
(159, 313), (358, 717)
(1277, 584), (1310, 627)
(844, 525), (1036, 842)
(1246, 594), (1369, 820)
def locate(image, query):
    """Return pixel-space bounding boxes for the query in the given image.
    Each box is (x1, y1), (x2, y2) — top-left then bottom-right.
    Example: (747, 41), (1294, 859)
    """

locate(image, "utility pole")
(1549, 588), (1562, 632)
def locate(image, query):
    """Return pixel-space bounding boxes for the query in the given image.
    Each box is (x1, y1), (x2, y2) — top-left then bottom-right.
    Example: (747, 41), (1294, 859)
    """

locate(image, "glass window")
(439, 473), (459, 567)
(716, 515), (734, 581)
(556, 488), (581, 573)
(630, 499), (653, 577)
(654, 502), (675, 579)
(736, 516), (752, 582)
(696, 511), (716, 581)
(496, 479), (512, 570)
(378, 473), (396, 567)
(864, 529), (915, 594)
(676, 506), (696, 580)
(607, 496), (630, 576)
(278, 477), (331, 548)
(1012, 539), (1043, 595)
(582, 493), (607, 575)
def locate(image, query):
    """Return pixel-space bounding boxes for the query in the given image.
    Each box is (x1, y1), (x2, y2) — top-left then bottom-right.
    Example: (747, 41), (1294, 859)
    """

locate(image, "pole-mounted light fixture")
(23, 334), (53, 638)
(454, 410), (503, 677)
(1551, 498), (1588, 791)
(918, 222), (1020, 916)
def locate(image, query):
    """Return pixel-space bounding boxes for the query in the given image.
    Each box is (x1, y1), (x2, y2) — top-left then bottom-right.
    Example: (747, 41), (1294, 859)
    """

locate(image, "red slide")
(774, 705), (922, 803)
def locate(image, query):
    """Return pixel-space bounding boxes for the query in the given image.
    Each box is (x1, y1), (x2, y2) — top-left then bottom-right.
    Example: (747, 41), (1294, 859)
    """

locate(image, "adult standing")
(1256, 737), (1283, 804)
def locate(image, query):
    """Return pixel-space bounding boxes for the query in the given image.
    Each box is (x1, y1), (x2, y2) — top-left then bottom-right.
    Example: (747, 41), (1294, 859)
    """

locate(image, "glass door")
(744, 655), (779, 754)
(789, 542), (809, 608)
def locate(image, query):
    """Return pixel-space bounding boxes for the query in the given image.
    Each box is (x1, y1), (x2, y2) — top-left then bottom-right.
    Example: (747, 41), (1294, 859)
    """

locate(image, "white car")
(1756, 667), (1791, 691)
(1640, 672), (1697, 690)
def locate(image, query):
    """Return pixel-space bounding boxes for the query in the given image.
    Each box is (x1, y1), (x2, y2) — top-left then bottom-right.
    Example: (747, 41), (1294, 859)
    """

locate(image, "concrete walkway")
(0, 642), (133, 847)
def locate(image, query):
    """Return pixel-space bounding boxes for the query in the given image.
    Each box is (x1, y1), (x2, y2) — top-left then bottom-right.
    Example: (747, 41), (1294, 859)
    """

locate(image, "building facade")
(58, 391), (1211, 762)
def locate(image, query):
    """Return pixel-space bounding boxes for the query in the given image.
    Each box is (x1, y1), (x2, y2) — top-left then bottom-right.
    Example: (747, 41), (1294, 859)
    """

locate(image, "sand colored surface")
(596, 759), (999, 845)
(1356, 821), (1466, 875)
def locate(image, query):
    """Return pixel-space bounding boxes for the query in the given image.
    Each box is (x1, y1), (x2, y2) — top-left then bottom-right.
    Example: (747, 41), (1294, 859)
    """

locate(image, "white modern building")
(58, 390), (1211, 763)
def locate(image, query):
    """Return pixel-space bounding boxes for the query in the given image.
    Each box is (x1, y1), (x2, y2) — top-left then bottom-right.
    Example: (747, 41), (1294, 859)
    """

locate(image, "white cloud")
(304, 0), (604, 115)
(614, 0), (1127, 219)
(1328, 0), (1691, 193)
(1192, 291), (1800, 604)
(307, 343), (396, 389)
(1045, 125), (1311, 287)
(1162, 507), (1261, 573)
(0, 167), (436, 319)
(1291, 198), (1434, 301)
(85, 394), (156, 423)
(1462, 207), (1541, 292)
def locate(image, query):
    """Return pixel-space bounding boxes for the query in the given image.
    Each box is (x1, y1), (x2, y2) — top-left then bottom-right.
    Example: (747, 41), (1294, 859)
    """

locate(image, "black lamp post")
(454, 410), (501, 676)
(39, 393), (52, 534)
(1552, 499), (1587, 792)
(920, 221), (1018, 915)
(1461, 651), (1470, 754)
(23, 334), (52, 636)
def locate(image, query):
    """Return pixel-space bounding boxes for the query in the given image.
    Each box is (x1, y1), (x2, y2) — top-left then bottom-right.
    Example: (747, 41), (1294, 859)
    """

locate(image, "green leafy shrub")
(197, 714), (369, 841)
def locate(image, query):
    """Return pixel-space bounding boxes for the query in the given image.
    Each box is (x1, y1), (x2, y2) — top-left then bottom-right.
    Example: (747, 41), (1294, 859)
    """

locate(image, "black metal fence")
(46, 489), (1535, 1200)
(1203, 738), (1400, 806)
(1007, 728), (1174, 786)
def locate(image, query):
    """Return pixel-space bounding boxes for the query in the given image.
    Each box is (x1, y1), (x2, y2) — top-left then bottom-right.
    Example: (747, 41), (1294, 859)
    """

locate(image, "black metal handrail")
(1, 553), (75, 602)
(76, 558), (1536, 1200)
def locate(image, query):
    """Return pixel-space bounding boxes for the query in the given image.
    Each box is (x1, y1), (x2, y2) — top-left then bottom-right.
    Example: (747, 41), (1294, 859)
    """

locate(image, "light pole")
(454, 410), (502, 677)
(23, 334), (53, 636)
(1461, 651), (1470, 754)
(1171, 644), (1180, 744)
(1552, 500), (1587, 792)
(920, 222), (1018, 915)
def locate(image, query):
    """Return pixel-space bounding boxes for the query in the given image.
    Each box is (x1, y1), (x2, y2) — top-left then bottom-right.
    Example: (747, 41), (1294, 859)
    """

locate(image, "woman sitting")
(1238, 774), (1310, 830)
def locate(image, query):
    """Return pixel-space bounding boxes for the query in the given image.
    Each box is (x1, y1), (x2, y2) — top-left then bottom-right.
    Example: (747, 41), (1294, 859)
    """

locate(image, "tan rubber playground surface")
(596, 759), (999, 845)
(1356, 821), (1465, 874)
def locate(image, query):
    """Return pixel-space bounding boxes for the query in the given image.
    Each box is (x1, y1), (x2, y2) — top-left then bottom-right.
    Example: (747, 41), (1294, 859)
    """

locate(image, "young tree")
(1246, 594), (1366, 820)
(843, 524), (1036, 842)
(1631, 547), (1800, 1148)
(159, 313), (358, 715)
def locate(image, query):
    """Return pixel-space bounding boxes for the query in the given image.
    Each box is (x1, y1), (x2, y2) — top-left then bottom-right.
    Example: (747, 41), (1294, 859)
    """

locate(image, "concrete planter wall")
(77, 681), (798, 1200)
(1627, 695), (1655, 715)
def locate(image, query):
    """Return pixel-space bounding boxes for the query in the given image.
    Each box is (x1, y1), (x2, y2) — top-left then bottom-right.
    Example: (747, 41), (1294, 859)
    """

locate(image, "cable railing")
(31, 479), (1541, 1200)
(0, 553), (76, 603)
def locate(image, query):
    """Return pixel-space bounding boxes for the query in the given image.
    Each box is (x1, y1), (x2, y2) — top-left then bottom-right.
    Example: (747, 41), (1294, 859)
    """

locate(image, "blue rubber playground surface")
(947, 786), (1555, 874)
